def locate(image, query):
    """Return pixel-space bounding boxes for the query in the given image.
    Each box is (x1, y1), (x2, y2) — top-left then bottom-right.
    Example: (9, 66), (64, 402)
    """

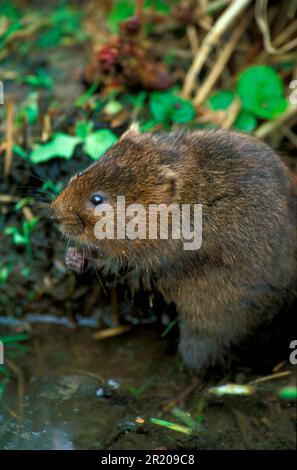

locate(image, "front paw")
(65, 247), (88, 273)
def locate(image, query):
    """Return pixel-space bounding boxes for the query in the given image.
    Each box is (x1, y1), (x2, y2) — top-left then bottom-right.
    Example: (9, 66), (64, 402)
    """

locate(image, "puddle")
(0, 324), (295, 450)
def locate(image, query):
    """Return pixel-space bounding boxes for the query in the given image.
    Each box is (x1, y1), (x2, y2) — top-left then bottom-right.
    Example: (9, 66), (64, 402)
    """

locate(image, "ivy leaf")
(83, 130), (118, 160)
(144, 0), (173, 13)
(108, 0), (134, 33)
(208, 90), (235, 110)
(30, 134), (82, 164)
(234, 110), (257, 132)
(75, 120), (93, 139)
(108, 0), (175, 32)
(150, 89), (196, 124)
(237, 66), (288, 119)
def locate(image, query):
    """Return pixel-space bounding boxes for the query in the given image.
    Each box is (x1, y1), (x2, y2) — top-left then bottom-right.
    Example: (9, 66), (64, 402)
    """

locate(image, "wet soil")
(0, 323), (296, 450)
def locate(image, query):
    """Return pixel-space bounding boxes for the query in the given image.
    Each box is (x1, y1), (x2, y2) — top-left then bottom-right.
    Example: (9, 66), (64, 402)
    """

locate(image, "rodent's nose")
(50, 200), (63, 223)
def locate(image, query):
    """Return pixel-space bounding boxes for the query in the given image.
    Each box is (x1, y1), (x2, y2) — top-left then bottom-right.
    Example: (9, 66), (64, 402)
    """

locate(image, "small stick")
(255, 104), (297, 139)
(221, 96), (241, 129)
(0, 195), (20, 203)
(41, 113), (52, 142)
(186, 25), (199, 55)
(282, 127), (297, 148)
(135, 0), (144, 18)
(182, 0), (252, 98)
(4, 100), (14, 178)
(22, 206), (35, 222)
(93, 325), (132, 340)
(194, 12), (252, 106)
(248, 370), (291, 385)
(256, 19), (297, 63)
(255, 0), (297, 55)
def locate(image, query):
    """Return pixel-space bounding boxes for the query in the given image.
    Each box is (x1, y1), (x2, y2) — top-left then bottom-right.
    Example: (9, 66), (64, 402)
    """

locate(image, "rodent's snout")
(50, 198), (85, 238)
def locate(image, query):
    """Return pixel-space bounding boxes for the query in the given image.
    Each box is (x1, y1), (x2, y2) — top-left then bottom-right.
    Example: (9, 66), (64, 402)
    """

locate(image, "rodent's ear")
(120, 122), (140, 140)
(159, 166), (180, 198)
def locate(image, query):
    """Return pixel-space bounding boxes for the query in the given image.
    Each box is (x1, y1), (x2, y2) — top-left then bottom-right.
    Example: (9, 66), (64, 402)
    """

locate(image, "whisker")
(86, 240), (107, 296)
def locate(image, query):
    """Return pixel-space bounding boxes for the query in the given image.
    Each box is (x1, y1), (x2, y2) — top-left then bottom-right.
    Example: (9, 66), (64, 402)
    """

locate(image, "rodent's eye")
(90, 194), (104, 206)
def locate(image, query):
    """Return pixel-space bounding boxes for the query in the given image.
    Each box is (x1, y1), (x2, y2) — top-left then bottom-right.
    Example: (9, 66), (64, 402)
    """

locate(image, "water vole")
(51, 126), (297, 371)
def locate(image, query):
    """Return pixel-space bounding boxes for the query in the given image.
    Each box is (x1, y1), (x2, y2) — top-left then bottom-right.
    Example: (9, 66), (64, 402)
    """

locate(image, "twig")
(248, 370), (291, 385)
(222, 96), (242, 128)
(255, 104), (297, 139)
(4, 100), (14, 178)
(229, 407), (253, 449)
(186, 25), (199, 55)
(282, 127), (297, 148)
(0, 195), (20, 203)
(182, 0), (252, 98)
(204, 0), (232, 16)
(93, 325), (132, 340)
(256, 0), (297, 55)
(256, 19), (297, 63)
(194, 12), (252, 106)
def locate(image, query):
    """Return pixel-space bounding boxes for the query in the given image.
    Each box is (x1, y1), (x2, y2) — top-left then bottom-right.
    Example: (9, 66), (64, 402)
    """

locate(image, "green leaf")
(4, 226), (26, 245)
(30, 134), (82, 164)
(75, 79), (99, 107)
(104, 100), (123, 115)
(13, 144), (27, 159)
(150, 90), (196, 124)
(75, 120), (93, 139)
(20, 69), (53, 89)
(25, 217), (39, 232)
(234, 110), (257, 132)
(278, 386), (297, 400)
(14, 197), (34, 211)
(237, 66), (288, 119)
(83, 130), (118, 160)
(144, 0), (173, 12)
(208, 90), (235, 110)
(41, 180), (63, 198)
(0, 264), (12, 285)
(108, 0), (134, 33)
(0, 334), (29, 344)
(16, 92), (39, 125)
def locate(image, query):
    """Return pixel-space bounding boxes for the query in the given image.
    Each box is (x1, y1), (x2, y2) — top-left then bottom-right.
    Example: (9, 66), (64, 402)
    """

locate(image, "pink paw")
(65, 247), (87, 273)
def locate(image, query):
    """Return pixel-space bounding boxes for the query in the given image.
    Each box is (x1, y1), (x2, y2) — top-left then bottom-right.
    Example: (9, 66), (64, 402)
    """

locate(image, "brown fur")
(51, 128), (297, 371)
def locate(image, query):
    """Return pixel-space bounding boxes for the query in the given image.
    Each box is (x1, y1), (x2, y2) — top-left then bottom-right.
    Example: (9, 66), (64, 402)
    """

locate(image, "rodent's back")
(173, 130), (296, 266)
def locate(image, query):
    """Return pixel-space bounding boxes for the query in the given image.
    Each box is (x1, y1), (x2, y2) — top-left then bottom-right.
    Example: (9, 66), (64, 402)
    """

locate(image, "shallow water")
(0, 324), (295, 450)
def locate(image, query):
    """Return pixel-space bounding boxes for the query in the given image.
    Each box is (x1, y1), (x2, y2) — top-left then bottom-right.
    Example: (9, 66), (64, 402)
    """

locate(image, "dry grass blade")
(255, 104), (297, 138)
(194, 12), (252, 106)
(182, 0), (253, 98)
(93, 325), (132, 340)
(255, 0), (297, 55)
(4, 100), (14, 178)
